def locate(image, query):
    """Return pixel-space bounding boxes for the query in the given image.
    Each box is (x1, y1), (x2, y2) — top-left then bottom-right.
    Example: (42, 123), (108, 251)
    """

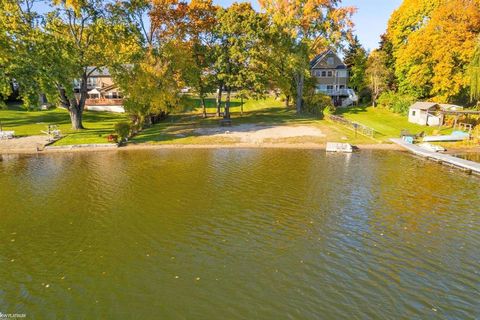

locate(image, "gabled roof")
(310, 49), (330, 68)
(310, 49), (346, 69)
(409, 102), (439, 110)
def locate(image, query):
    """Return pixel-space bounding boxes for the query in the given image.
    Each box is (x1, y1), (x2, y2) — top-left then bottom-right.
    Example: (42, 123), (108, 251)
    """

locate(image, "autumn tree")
(366, 50), (389, 107)
(259, 0), (355, 114)
(384, 0), (480, 102)
(110, 0), (192, 127)
(215, 3), (269, 119)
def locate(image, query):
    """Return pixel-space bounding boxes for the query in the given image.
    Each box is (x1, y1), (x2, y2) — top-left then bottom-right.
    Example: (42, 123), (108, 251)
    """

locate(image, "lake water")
(0, 149), (479, 319)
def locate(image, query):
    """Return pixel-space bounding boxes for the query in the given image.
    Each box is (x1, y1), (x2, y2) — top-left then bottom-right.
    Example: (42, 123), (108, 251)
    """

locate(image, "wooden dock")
(390, 138), (480, 175)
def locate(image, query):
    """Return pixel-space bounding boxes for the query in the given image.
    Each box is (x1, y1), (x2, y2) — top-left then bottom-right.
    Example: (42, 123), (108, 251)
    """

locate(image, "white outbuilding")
(408, 102), (444, 126)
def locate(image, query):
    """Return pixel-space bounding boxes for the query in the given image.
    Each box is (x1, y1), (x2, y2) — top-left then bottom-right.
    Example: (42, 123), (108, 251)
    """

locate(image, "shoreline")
(0, 142), (406, 155)
(1, 141), (478, 156)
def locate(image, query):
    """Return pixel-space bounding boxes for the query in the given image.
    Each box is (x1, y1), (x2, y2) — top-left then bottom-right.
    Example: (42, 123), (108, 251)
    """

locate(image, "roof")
(310, 49), (330, 68)
(409, 102), (439, 110)
(87, 67), (111, 77)
(309, 49), (346, 69)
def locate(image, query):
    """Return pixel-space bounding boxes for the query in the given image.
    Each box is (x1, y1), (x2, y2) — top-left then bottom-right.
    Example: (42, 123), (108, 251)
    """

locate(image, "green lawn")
(338, 106), (452, 142)
(1, 99), (455, 146)
(0, 104), (126, 145)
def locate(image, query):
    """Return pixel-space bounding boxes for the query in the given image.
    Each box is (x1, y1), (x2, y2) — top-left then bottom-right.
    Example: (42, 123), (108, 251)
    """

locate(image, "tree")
(469, 37), (480, 102)
(366, 50), (389, 107)
(259, 0), (355, 114)
(384, 0), (480, 102)
(215, 3), (269, 119)
(0, 0), (50, 109)
(112, 0), (190, 127)
(344, 36), (367, 93)
(45, 0), (137, 129)
(181, 0), (218, 118)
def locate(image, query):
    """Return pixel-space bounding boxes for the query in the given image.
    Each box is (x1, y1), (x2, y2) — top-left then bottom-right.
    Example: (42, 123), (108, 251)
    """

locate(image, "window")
(339, 85), (345, 89)
(327, 85), (334, 90)
(87, 77), (97, 87)
(321, 71), (327, 77)
(327, 71), (333, 77)
(337, 70), (348, 77)
(317, 85), (328, 93)
(327, 57), (334, 65)
(412, 111), (416, 116)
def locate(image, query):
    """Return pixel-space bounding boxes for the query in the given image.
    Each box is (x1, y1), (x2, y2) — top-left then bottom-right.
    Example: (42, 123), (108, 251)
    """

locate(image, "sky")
(35, 0), (403, 51)
(214, 0), (403, 51)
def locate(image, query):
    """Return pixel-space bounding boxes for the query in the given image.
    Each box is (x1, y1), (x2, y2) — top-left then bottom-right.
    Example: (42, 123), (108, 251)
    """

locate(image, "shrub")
(114, 121), (131, 143)
(303, 92), (334, 117)
(377, 91), (416, 115)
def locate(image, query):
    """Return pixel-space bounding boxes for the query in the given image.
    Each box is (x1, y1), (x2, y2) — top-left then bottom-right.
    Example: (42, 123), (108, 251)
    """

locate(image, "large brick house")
(310, 49), (357, 107)
(73, 67), (124, 112)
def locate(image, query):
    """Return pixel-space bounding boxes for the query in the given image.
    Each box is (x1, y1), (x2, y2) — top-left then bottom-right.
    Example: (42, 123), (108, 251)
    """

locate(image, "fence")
(328, 115), (375, 137)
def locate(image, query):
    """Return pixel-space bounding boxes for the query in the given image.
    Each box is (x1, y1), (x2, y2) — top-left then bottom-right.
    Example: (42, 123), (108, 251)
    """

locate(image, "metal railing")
(316, 89), (354, 96)
(328, 115), (375, 137)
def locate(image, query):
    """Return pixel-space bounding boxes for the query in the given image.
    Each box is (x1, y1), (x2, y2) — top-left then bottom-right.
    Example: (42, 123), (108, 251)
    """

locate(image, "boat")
(326, 142), (354, 153)
(423, 131), (470, 142)
(418, 143), (445, 152)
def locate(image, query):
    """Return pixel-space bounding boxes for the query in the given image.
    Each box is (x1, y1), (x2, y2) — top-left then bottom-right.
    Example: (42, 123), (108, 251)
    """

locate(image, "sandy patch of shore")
(194, 124), (326, 144)
(0, 135), (50, 153)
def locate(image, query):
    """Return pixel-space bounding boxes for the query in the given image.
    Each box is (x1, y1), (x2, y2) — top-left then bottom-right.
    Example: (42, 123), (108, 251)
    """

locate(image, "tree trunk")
(59, 72), (87, 130)
(216, 82), (223, 117)
(294, 72), (304, 114)
(224, 89), (231, 119)
(69, 106), (84, 130)
(285, 95), (290, 109)
(201, 97), (207, 118)
(240, 96), (244, 117)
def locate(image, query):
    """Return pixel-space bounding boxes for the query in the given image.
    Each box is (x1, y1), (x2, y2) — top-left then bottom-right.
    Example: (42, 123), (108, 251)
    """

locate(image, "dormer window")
(327, 56), (334, 65)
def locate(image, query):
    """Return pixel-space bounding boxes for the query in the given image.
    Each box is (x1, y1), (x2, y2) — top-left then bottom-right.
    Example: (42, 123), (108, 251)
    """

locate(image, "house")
(408, 102), (463, 126)
(310, 49), (358, 107)
(73, 67), (125, 113)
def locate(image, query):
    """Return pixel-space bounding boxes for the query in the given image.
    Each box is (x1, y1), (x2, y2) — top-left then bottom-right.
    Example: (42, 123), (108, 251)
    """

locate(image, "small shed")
(408, 102), (444, 126)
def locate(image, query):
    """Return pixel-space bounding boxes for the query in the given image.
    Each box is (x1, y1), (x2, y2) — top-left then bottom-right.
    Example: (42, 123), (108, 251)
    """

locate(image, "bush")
(303, 92), (335, 117)
(114, 121), (131, 143)
(377, 91), (416, 115)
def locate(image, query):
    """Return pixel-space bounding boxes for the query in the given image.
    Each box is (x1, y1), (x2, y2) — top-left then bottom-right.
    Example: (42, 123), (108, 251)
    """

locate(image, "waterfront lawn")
(338, 106), (452, 141)
(0, 104), (126, 145)
(132, 101), (377, 145)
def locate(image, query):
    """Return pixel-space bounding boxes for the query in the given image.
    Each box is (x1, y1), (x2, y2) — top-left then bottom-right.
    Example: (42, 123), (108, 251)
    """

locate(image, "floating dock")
(390, 138), (480, 175)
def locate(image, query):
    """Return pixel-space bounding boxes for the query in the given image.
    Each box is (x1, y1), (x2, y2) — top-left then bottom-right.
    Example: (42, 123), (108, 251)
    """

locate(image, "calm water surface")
(0, 149), (479, 319)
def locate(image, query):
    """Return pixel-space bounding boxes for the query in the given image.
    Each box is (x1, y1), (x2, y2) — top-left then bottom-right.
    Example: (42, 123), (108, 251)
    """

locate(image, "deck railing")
(85, 98), (123, 106)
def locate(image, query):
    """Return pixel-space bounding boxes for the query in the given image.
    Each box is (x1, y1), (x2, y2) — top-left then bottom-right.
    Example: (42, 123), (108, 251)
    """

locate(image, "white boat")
(418, 143), (445, 152)
(326, 142), (354, 153)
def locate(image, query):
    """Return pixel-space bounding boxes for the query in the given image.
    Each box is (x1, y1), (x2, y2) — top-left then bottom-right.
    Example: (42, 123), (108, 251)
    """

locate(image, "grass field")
(338, 106), (452, 141)
(0, 99), (461, 146)
(0, 104), (126, 145)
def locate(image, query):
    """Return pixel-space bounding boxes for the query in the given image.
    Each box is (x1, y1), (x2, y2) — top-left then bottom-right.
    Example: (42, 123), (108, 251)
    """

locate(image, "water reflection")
(0, 149), (479, 319)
